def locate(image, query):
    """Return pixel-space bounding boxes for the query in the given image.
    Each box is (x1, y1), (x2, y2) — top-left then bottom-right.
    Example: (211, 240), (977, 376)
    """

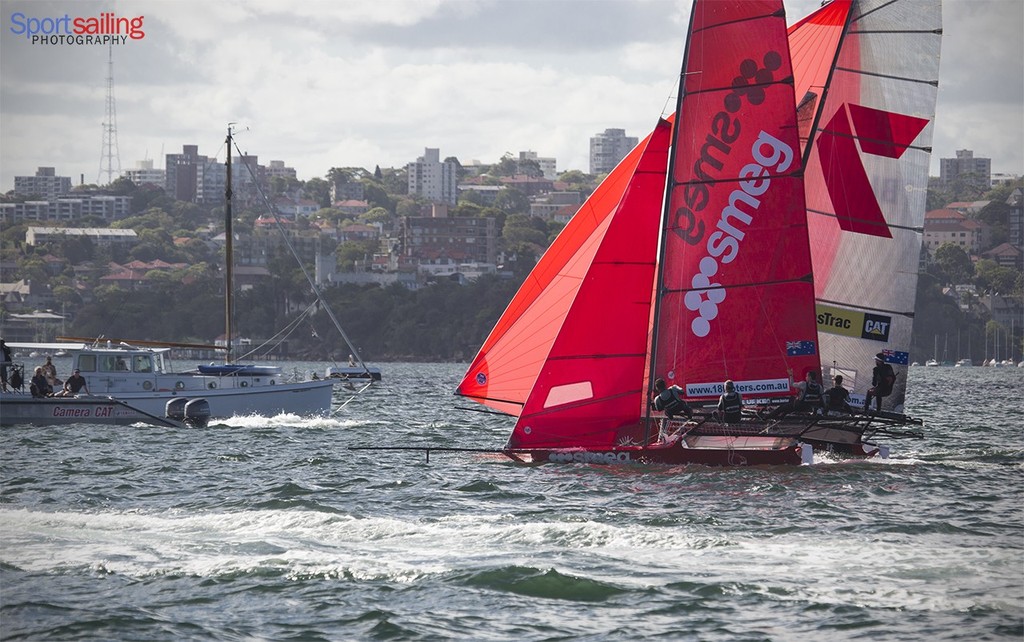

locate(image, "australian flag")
(881, 349), (909, 365)
(786, 340), (816, 356)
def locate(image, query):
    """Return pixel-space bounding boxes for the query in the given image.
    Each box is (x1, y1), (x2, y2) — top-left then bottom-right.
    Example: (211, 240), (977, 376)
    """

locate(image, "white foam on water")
(210, 413), (370, 430)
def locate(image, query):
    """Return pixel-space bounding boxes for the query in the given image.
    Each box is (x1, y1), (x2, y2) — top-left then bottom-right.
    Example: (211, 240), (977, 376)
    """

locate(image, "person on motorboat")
(651, 377), (693, 420)
(41, 355), (61, 388)
(59, 369), (90, 397)
(30, 367), (53, 397)
(0, 338), (11, 392)
(716, 380), (743, 424)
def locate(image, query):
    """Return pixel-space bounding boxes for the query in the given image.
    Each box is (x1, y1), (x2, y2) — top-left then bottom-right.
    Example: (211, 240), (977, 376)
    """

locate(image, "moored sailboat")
(0, 126), (369, 427)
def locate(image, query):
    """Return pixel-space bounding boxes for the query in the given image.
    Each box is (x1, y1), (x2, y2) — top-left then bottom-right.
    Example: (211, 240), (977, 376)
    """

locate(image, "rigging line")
(805, 208), (924, 233)
(230, 138), (374, 378)
(236, 303), (316, 362)
(815, 297), (915, 319)
(834, 65), (940, 88)
(332, 379), (375, 413)
(103, 396), (180, 428)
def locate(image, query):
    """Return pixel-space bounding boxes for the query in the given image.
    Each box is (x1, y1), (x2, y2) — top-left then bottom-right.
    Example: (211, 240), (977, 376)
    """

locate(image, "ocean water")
(1, 362), (1022, 641)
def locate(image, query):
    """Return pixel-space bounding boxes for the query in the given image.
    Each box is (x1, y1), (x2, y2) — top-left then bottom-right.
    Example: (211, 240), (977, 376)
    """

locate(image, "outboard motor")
(166, 398), (188, 423)
(183, 398), (211, 428)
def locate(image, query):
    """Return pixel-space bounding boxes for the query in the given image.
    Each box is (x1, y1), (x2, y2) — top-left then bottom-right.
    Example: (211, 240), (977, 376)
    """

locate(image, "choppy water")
(2, 362), (1022, 641)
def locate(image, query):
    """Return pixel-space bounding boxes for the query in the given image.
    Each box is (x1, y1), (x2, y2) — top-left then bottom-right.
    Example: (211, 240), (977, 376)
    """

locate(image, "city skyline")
(2, 0), (1022, 190)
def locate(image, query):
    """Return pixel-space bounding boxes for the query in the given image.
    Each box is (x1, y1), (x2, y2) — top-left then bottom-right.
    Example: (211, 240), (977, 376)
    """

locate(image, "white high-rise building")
(407, 148), (458, 205)
(589, 129), (637, 175)
(123, 160), (166, 187)
(519, 150), (557, 180)
(14, 167), (71, 198)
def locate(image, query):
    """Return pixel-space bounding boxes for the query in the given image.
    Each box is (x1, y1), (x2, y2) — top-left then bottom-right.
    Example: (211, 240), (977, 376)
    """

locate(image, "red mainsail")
(652, 0), (820, 402)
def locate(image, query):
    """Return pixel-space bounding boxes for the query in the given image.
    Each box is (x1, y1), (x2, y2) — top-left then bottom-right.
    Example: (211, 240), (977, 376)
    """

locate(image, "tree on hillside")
(518, 158), (543, 178)
(327, 167), (352, 186)
(360, 207), (392, 226)
(362, 181), (394, 213)
(558, 170), (595, 194)
(931, 243), (974, 285)
(974, 259), (1021, 295)
(494, 188), (529, 214)
(335, 239), (377, 271)
(490, 154), (518, 177)
(378, 168), (408, 196)
(303, 177), (331, 208)
(107, 177), (137, 196)
(454, 201), (485, 218)
(60, 235), (95, 264)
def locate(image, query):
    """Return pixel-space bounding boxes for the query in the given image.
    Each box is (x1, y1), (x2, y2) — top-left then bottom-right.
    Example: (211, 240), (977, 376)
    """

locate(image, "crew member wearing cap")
(864, 353), (896, 413)
(59, 368), (90, 397)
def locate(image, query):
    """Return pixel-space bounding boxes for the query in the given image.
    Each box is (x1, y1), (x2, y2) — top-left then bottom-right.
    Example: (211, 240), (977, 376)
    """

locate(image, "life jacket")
(801, 381), (823, 405)
(825, 386), (849, 409)
(657, 387), (688, 415)
(720, 391), (742, 422)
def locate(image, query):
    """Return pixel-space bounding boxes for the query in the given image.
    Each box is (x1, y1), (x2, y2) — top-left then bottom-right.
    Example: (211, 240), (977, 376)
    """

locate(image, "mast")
(644, 5), (697, 439)
(224, 125), (235, 364)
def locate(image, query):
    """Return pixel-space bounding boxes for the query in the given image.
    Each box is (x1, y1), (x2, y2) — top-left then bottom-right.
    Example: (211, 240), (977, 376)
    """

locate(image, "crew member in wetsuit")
(864, 353), (897, 413)
(651, 378), (693, 420)
(716, 380), (743, 424)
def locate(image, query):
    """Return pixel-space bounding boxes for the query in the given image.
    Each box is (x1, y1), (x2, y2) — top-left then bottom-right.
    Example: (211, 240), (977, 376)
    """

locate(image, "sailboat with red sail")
(455, 0), (941, 466)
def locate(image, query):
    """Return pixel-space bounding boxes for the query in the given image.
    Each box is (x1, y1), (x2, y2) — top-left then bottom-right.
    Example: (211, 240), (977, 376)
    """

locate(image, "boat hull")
(326, 366), (382, 381)
(505, 435), (809, 467)
(682, 412), (920, 458)
(0, 379), (335, 427)
(0, 396), (160, 426)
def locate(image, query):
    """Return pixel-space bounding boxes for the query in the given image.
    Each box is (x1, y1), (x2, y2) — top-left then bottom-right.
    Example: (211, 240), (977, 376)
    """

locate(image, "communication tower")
(98, 44), (121, 185)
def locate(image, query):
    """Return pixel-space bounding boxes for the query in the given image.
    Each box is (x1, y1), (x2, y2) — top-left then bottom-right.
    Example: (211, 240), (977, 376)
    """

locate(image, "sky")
(1, 0), (1022, 191)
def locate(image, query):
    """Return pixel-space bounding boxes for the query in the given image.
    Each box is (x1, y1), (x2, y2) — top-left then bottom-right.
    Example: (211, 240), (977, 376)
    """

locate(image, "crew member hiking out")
(651, 378), (693, 421)
(864, 353), (897, 413)
(761, 370), (825, 420)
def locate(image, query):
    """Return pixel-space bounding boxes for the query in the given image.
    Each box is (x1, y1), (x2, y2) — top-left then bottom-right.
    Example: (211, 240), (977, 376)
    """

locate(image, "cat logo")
(861, 313), (892, 342)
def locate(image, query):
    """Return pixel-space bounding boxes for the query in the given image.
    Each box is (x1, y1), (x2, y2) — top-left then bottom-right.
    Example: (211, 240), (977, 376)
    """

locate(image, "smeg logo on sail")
(672, 51), (797, 338)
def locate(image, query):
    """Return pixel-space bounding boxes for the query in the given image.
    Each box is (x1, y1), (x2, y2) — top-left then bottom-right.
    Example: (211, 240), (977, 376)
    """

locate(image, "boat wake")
(212, 413), (359, 430)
